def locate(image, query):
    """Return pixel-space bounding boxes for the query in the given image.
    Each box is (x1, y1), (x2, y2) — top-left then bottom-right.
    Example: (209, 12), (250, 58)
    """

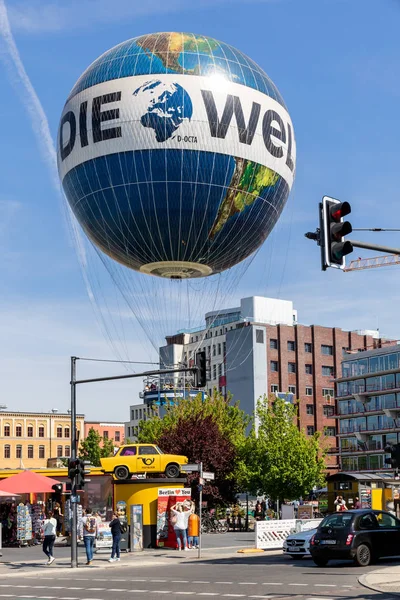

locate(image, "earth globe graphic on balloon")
(58, 32), (296, 279)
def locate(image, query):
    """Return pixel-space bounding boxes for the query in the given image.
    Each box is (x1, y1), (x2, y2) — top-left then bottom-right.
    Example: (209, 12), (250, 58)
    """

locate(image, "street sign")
(203, 471), (215, 480)
(181, 464), (200, 472)
(70, 495), (80, 504)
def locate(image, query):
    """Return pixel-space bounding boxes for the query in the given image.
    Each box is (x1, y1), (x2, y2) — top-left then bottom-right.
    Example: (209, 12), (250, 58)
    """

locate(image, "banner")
(96, 521), (112, 550)
(157, 488), (192, 548)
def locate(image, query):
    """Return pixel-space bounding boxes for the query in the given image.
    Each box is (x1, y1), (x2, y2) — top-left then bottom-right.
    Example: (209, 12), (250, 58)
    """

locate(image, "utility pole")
(70, 356), (78, 569)
(198, 461), (203, 560)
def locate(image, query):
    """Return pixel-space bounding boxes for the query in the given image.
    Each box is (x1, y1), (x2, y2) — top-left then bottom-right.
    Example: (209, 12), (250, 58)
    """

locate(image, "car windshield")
(155, 446), (163, 454)
(319, 513), (354, 529)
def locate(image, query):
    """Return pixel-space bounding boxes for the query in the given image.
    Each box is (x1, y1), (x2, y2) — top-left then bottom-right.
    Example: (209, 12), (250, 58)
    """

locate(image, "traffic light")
(195, 351), (207, 387)
(67, 458), (80, 480)
(76, 460), (91, 490)
(51, 483), (63, 495)
(321, 196), (353, 269)
(385, 443), (400, 474)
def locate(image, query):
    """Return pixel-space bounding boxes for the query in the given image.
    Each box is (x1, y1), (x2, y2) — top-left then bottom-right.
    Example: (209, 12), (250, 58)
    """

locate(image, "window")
(135, 410), (138, 420)
(256, 329), (264, 344)
(57, 426), (62, 438)
(65, 446), (70, 457)
(376, 512), (400, 528)
(359, 514), (378, 530)
(305, 364), (313, 375)
(28, 445), (34, 459)
(4, 425), (10, 437)
(307, 426), (315, 435)
(287, 341), (295, 352)
(207, 346), (211, 356)
(39, 446), (45, 459)
(64, 427), (70, 438)
(213, 345), (216, 356)
(115, 431), (120, 442)
(306, 405), (314, 415)
(213, 364), (217, 380)
(325, 426), (336, 436)
(4, 445), (10, 459)
(218, 363), (222, 377)
(288, 362), (296, 374)
(27, 426), (33, 437)
(323, 388), (335, 397)
(270, 339), (278, 350)
(322, 366), (334, 377)
(16, 425), (22, 437)
(321, 344), (334, 356)
(16, 445), (22, 459)
(305, 343), (312, 353)
(57, 445), (63, 457)
(288, 385), (296, 395)
(103, 431), (109, 439)
(270, 361), (278, 372)
(127, 427), (131, 437)
(120, 446), (137, 456)
(218, 343), (221, 355)
(138, 446), (158, 455)
(271, 384), (279, 393)
(39, 426), (44, 438)
(196, 336), (198, 342)
(323, 405), (335, 417)
(306, 387), (313, 396)
(223, 342), (226, 355)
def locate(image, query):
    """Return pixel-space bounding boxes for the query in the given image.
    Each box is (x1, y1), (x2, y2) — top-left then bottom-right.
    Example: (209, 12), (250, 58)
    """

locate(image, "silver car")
(283, 528), (317, 559)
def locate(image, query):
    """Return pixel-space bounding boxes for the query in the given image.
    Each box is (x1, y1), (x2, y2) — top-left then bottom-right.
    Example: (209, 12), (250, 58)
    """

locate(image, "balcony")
(338, 423), (400, 436)
(337, 382), (400, 399)
(337, 401), (400, 418)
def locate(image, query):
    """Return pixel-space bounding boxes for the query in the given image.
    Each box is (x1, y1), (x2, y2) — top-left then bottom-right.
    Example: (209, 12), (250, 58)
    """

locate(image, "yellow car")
(100, 444), (188, 480)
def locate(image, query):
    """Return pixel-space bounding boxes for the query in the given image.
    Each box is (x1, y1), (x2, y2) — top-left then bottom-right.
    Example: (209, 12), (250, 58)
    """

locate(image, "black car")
(310, 509), (400, 567)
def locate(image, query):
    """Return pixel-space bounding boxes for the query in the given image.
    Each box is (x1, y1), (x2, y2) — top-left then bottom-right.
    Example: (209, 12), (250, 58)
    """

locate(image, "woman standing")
(253, 501), (264, 521)
(170, 503), (188, 551)
(53, 502), (63, 536)
(42, 510), (57, 565)
(108, 512), (123, 563)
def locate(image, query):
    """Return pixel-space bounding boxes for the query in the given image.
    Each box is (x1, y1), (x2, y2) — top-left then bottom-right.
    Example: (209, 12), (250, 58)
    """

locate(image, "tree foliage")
(79, 427), (116, 466)
(138, 392), (250, 504)
(246, 397), (326, 501)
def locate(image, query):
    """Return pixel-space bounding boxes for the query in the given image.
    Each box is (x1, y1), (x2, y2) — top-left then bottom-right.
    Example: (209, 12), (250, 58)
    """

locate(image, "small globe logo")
(133, 80), (193, 142)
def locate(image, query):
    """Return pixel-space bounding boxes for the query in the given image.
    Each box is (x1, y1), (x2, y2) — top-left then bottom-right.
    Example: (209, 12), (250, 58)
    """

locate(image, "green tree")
(138, 392), (251, 503)
(79, 427), (116, 466)
(247, 397), (326, 502)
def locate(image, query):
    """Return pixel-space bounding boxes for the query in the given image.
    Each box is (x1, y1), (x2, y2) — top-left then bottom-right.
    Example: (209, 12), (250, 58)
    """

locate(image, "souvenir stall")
(0, 490), (20, 548)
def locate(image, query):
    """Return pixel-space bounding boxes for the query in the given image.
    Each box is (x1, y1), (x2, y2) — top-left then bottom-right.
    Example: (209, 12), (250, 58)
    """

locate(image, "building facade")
(159, 296), (389, 470)
(0, 411), (85, 469)
(84, 422), (125, 447)
(334, 345), (400, 472)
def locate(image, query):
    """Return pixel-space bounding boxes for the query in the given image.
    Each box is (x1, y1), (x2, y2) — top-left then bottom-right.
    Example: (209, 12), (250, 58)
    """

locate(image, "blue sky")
(0, 0), (399, 421)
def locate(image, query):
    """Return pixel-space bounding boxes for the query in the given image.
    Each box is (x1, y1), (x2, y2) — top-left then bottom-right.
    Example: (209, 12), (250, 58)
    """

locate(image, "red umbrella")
(0, 470), (62, 494)
(0, 489), (20, 497)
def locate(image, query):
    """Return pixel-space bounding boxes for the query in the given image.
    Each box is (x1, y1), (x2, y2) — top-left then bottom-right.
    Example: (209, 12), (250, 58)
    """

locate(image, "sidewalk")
(359, 566), (400, 595)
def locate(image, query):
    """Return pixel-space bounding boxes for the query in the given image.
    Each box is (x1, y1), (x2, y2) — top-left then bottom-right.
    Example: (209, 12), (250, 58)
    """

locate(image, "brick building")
(159, 297), (389, 471)
(84, 421), (125, 446)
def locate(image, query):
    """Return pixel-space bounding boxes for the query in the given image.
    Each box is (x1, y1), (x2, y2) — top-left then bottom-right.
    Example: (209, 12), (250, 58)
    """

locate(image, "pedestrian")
(253, 501), (264, 521)
(170, 503), (189, 551)
(79, 508), (98, 565)
(42, 510), (57, 565)
(53, 502), (63, 537)
(108, 512), (123, 563)
(187, 501), (199, 549)
(354, 497), (362, 509)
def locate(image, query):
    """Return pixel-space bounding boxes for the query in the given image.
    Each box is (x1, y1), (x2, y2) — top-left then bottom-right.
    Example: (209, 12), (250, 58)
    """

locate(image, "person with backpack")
(79, 508), (98, 565)
(108, 512), (125, 563)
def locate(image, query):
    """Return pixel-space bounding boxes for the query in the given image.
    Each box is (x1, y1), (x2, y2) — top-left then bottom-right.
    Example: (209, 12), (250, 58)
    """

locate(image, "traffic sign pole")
(70, 357), (78, 569)
(198, 462), (203, 560)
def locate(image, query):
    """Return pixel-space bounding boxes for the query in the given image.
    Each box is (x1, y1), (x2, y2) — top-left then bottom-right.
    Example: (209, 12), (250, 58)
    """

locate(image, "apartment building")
(335, 345), (400, 472)
(0, 411), (85, 469)
(84, 421), (125, 446)
(159, 296), (389, 470)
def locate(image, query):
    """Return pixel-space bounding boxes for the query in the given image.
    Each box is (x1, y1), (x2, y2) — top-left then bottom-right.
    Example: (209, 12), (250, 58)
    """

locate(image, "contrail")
(0, 0), (59, 189)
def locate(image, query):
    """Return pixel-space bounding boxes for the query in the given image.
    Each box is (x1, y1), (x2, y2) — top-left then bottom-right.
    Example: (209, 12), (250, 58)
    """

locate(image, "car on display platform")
(310, 509), (400, 567)
(100, 444), (188, 480)
(283, 528), (317, 559)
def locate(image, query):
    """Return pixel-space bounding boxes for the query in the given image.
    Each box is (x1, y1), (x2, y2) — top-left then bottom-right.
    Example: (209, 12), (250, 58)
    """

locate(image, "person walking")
(108, 512), (123, 563)
(170, 503), (188, 551)
(79, 508), (98, 565)
(42, 510), (57, 565)
(53, 502), (63, 537)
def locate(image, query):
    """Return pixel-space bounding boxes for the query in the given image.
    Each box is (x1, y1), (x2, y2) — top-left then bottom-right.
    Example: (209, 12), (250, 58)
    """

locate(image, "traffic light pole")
(349, 240), (400, 256)
(70, 357), (78, 569)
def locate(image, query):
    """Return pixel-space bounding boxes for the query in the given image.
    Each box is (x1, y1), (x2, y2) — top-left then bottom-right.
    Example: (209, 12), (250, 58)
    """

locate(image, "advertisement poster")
(157, 488), (191, 548)
(130, 504), (143, 552)
(96, 522), (112, 551)
(297, 505), (314, 520)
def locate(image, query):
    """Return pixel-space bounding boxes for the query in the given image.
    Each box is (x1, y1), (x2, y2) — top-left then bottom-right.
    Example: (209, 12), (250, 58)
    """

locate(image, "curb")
(358, 573), (400, 596)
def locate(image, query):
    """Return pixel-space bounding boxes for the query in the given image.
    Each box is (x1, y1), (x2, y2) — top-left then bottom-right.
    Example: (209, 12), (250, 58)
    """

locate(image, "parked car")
(283, 528), (317, 558)
(100, 444), (188, 480)
(310, 509), (400, 567)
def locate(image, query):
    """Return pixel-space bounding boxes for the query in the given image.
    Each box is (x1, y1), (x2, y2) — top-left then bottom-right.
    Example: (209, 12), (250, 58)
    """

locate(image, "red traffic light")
(330, 201), (351, 222)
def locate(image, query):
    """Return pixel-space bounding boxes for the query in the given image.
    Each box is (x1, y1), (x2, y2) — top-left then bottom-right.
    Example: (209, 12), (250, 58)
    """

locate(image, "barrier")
(255, 518), (322, 550)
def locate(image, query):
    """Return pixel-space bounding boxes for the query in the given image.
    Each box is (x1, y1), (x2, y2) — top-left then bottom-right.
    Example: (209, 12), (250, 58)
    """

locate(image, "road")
(0, 547), (394, 600)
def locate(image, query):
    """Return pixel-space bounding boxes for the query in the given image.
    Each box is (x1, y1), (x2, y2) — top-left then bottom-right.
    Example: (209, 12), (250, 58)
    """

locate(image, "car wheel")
(289, 554), (304, 559)
(165, 463), (180, 478)
(312, 557), (328, 567)
(354, 543), (371, 567)
(114, 466), (130, 480)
